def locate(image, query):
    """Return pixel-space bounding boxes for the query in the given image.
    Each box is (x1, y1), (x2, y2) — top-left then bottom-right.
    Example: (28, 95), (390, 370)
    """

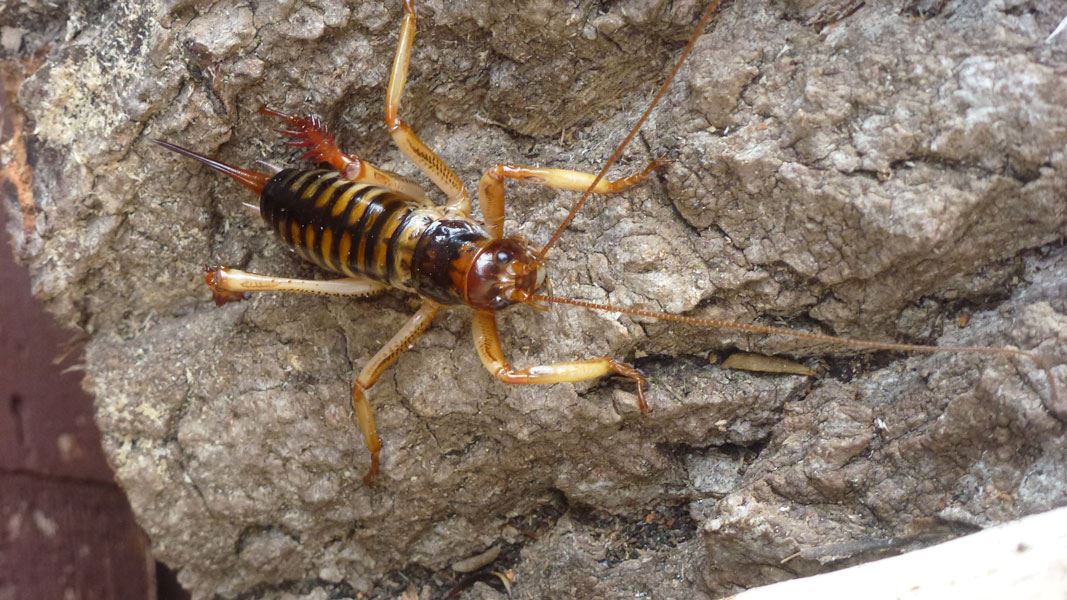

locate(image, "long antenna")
(533, 0), (722, 267)
(530, 293), (1062, 417)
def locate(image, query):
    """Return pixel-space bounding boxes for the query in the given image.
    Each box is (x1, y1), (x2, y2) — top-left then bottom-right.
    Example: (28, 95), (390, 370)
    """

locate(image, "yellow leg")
(385, 0), (471, 213)
(470, 310), (649, 412)
(260, 105), (428, 202)
(352, 300), (440, 485)
(477, 160), (665, 239)
(204, 266), (388, 306)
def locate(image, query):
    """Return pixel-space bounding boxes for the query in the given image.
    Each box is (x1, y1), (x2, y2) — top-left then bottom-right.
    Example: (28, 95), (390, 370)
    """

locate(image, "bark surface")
(5, 0), (1067, 597)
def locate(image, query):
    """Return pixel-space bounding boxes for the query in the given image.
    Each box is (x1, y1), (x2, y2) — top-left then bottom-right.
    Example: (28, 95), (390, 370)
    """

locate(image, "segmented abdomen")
(259, 168), (437, 289)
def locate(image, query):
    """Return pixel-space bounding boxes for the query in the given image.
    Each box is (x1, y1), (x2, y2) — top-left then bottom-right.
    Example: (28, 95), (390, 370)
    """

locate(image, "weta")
(157, 0), (1058, 485)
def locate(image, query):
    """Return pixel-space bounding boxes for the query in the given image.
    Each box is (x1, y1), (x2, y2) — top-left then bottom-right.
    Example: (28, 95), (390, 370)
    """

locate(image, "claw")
(634, 378), (649, 414)
(608, 359), (650, 413)
(362, 455), (380, 487)
(640, 157), (670, 178)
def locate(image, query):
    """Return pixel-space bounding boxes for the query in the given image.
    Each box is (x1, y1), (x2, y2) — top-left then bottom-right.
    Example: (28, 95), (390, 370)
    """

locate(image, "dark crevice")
(9, 393), (25, 446)
(0, 467), (122, 491)
(1006, 161), (1046, 185)
(702, 438), (770, 462)
(233, 577), (361, 600)
(369, 489), (702, 597)
(823, 351), (908, 384)
(900, 0), (951, 19)
(879, 154), (1046, 188)
(779, 1), (866, 30)
(567, 500), (699, 567)
(632, 353), (710, 373)
(1001, 4), (1038, 17)
(368, 492), (569, 599)
(658, 437), (770, 488)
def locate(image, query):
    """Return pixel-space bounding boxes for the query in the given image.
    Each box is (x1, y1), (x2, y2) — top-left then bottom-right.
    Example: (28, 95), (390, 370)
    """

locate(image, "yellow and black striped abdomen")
(259, 168), (437, 289)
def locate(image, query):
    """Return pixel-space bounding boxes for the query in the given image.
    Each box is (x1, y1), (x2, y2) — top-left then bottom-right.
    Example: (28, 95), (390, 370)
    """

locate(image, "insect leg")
(477, 160), (666, 239)
(259, 106), (428, 201)
(203, 266), (388, 306)
(471, 310), (649, 412)
(385, 0), (472, 213)
(352, 300), (440, 485)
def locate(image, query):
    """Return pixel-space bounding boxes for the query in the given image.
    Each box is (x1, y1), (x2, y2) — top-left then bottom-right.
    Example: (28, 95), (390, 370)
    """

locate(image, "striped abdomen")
(259, 168), (439, 290)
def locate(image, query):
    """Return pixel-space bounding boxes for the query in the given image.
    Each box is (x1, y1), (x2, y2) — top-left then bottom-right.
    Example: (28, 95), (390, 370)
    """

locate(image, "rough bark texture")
(726, 506), (1067, 600)
(5, 0), (1067, 598)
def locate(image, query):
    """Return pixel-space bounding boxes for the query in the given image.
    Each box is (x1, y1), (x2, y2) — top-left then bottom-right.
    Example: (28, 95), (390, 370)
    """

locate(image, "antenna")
(533, 0), (722, 267)
(530, 292), (1063, 421)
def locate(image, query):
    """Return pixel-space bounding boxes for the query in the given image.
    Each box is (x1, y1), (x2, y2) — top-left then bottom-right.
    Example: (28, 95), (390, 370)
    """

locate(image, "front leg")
(477, 161), (665, 239)
(470, 310), (649, 412)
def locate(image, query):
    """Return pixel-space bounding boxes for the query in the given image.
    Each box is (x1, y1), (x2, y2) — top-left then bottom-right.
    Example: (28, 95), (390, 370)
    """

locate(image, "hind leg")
(384, 0), (471, 214)
(260, 106), (427, 201)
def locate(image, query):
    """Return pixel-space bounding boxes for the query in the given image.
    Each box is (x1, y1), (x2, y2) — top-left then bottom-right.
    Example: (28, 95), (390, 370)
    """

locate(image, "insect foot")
(608, 360), (650, 413)
(203, 266), (250, 306)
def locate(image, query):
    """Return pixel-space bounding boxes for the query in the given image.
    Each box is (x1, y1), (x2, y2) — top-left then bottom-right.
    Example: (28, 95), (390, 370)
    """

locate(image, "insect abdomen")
(259, 168), (436, 289)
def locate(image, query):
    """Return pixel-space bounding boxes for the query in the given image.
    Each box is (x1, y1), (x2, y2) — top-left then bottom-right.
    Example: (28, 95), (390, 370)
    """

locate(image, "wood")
(724, 507), (1067, 600)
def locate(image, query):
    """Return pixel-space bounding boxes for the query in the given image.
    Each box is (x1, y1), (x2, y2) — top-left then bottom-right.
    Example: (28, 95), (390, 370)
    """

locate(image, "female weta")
(158, 0), (1058, 486)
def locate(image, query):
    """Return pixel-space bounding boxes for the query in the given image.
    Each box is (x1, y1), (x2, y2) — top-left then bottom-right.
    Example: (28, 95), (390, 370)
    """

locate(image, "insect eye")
(496, 251), (510, 263)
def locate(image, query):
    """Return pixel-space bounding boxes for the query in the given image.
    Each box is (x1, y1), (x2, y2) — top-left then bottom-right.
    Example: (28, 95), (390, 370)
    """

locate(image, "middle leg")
(204, 266), (388, 306)
(352, 300), (440, 485)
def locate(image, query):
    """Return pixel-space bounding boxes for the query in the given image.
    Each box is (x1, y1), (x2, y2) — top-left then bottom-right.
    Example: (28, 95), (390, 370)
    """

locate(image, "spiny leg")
(471, 310), (649, 412)
(204, 266), (388, 306)
(385, 0), (471, 213)
(353, 300), (440, 485)
(259, 106), (428, 202)
(477, 160), (666, 239)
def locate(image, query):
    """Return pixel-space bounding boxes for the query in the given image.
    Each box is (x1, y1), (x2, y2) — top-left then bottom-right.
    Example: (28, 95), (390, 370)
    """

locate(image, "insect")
(156, 0), (1059, 486)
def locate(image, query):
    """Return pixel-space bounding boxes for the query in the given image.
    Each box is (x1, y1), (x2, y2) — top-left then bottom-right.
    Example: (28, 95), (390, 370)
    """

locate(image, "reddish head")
(464, 238), (544, 310)
(410, 220), (544, 309)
